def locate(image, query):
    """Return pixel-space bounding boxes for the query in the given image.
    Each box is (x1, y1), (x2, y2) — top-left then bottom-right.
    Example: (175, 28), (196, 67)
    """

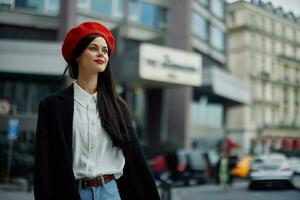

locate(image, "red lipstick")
(94, 59), (105, 64)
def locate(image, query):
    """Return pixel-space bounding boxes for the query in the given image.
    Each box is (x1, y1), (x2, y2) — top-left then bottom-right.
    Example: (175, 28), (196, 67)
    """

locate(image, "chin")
(97, 66), (107, 73)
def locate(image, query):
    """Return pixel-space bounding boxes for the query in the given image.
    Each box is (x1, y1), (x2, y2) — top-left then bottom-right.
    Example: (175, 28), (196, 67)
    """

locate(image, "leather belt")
(77, 174), (114, 188)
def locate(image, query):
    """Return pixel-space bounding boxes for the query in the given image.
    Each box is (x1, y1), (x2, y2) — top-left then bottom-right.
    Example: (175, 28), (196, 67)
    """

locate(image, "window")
(229, 11), (235, 24)
(250, 14), (256, 26)
(261, 17), (265, 31)
(0, 79), (60, 114)
(128, 0), (139, 22)
(284, 65), (288, 80)
(282, 26), (286, 39)
(262, 57), (265, 72)
(112, 0), (124, 18)
(78, 0), (116, 17)
(210, 25), (225, 51)
(251, 33), (256, 47)
(15, 0), (43, 11)
(210, 0), (224, 19)
(140, 2), (167, 29)
(271, 40), (275, 54)
(271, 21), (275, 33)
(190, 99), (223, 128)
(156, 6), (167, 29)
(13, 0), (59, 14)
(90, 0), (112, 17)
(192, 12), (208, 40)
(262, 37), (265, 51)
(140, 2), (156, 27)
(15, 82), (28, 113)
(78, 0), (91, 11)
(44, 0), (59, 13)
(196, 0), (208, 6)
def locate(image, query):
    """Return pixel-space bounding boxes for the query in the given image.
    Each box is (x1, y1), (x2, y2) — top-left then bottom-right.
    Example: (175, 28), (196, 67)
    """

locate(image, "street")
(167, 180), (300, 200)
(0, 189), (33, 200)
(1, 180), (299, 200)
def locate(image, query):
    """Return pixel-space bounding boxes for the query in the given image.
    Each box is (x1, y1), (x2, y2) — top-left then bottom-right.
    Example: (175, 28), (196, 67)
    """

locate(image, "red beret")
(62, 22), (115, 64)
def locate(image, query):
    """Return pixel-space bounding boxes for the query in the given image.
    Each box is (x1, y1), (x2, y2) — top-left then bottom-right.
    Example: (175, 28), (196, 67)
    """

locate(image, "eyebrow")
(89, 43), (108, 48)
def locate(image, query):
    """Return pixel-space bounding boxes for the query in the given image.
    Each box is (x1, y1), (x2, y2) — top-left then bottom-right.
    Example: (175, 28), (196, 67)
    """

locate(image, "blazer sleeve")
(127, 121), (161, 200)
(34, 100), (53, 200)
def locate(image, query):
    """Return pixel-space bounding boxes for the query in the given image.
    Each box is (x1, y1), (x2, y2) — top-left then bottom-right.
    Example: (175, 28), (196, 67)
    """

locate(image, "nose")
(96, 51), (104, 57)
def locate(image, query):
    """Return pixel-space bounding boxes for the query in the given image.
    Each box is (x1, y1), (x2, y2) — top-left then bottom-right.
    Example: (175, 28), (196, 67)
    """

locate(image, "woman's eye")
(102, 48), (108, 54)
(89, 47), (97, 51)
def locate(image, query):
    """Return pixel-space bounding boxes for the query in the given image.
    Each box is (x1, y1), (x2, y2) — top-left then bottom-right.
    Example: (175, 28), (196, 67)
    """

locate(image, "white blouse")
(72, 82), (125, 180)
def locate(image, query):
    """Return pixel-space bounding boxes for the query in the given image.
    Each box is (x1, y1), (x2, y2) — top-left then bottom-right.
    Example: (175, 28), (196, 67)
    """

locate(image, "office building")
(0, 0), (250, 157)
(227, 0), (300, 154)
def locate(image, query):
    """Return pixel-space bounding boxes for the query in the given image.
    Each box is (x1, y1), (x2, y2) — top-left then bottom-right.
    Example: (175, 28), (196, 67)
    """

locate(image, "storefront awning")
(194, 67), (251, 106)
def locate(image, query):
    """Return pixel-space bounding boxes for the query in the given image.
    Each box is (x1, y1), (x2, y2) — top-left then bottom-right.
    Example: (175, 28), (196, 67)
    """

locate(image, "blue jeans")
(79, 180), (121, 200)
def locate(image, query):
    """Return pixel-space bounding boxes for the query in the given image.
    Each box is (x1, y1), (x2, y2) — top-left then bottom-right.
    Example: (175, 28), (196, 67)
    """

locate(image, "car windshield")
(252, 156), (285, 166)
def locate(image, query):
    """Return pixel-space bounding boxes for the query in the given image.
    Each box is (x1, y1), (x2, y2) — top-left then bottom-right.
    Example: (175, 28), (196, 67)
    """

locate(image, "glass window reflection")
(140, 2), (156, 28)
(45, 0), (59, 14)
(15, 0), (44, 11)
(128, 0), (139, 22)
(211, 0), (224, 19)
(192, 12), (208, 40)
(210, 25), (225, 51)
(113, 0), (124, 18)
(91, 0), (112, 17)
(14, 0), (59, 15)
(196, 0), (209, 6)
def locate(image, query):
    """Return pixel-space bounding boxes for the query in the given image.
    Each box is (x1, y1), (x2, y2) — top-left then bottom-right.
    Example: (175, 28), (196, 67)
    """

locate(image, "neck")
(76, 74), (98, 95)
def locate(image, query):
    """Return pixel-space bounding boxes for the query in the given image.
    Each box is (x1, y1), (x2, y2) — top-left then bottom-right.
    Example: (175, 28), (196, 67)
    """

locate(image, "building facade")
(0, 0), (250, 160)
(227, 0), (300, 154)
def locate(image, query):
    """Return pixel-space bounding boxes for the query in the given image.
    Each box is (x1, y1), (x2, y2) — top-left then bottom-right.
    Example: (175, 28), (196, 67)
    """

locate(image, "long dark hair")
(62, 34), (131, 147)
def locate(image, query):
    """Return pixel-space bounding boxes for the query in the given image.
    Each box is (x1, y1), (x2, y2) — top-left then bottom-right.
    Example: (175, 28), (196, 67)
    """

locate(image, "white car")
(289, 157), (300, 175)
(248, 153), (294, 189)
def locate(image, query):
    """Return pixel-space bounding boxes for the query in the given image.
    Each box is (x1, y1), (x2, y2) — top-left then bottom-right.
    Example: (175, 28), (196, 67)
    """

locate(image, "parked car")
(288, 157), (300, 175)
(248, 153), (294, 189)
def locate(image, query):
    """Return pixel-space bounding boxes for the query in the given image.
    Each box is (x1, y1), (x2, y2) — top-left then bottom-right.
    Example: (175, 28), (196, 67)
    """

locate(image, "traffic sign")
(7, 118), (19, 140)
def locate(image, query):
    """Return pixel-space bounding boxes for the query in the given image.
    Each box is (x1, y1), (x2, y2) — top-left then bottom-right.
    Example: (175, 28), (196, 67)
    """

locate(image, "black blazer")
(34, 84), (160, 200)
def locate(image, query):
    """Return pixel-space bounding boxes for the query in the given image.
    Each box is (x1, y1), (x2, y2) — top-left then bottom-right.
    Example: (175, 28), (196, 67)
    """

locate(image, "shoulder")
(39, 83), (74, 107)
(39, 94), (55, 107)
(39, 92), (60, 106)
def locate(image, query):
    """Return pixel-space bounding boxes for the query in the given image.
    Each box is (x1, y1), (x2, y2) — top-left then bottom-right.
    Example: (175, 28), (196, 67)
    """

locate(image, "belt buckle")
(100, 176), (105, 185)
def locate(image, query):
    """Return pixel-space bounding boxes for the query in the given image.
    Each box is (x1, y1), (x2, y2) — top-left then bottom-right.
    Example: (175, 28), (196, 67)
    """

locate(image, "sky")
(226, 0), (300, 16)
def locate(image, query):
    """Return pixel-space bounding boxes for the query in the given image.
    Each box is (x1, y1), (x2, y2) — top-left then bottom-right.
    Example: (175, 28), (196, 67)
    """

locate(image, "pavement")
(0, 182), (33, 200)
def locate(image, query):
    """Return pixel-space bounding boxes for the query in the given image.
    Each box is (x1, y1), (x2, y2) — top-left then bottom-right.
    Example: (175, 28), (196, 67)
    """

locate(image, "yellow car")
(230, 155), (252, 178)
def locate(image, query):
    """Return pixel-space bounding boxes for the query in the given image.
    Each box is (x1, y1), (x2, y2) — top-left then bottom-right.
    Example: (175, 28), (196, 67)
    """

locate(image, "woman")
(34, 21), (160, 200)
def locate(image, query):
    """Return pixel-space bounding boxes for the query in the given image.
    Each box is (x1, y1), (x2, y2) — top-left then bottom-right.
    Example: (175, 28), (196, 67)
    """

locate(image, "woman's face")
(76, 36), (109, 75)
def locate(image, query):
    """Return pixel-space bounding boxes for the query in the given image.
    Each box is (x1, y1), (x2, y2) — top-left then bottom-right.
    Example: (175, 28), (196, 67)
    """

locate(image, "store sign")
(139, 43), (202, 86)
